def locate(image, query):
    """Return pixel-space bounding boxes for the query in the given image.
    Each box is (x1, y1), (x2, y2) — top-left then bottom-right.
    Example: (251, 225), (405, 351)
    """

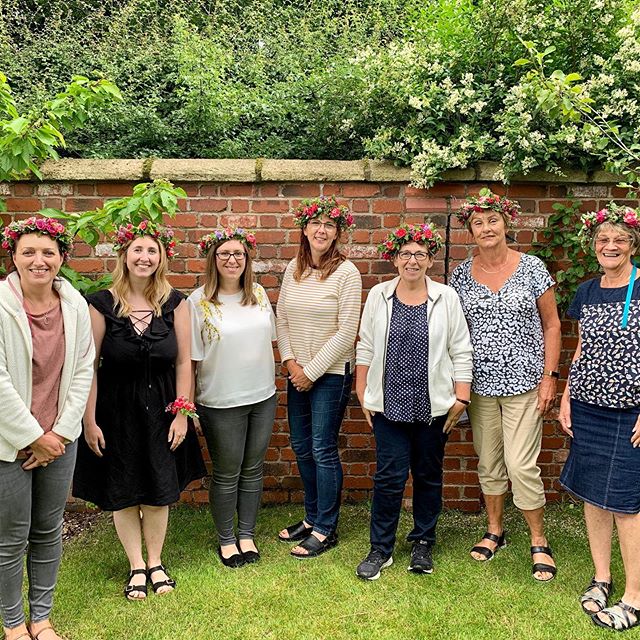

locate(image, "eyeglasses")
(216, 251), (246, 261)
(397, 250), (429, 262)
(595, 237), (631, 247)
(308, 219), (338, 231)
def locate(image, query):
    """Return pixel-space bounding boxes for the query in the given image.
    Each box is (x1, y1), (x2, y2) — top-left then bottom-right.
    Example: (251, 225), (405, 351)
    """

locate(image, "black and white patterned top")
(450, 254), (554, 397)
(383, 295), (431, 422)
(568, 275), (640, 408)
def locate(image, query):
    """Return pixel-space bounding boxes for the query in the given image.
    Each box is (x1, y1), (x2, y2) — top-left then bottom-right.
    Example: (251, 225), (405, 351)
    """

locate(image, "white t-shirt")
(189, 283), (276, 409)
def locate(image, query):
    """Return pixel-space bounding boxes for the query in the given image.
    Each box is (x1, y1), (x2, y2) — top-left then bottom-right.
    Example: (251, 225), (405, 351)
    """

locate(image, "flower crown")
(578, 203), (640, 251)
(456, 189), (520, 227)
(113, 220), (177, 257)
(293, 195), (355, 231)
(199, 227), (257, 256)
(2, 216), (73, 259)
(379, 222), (444, 260)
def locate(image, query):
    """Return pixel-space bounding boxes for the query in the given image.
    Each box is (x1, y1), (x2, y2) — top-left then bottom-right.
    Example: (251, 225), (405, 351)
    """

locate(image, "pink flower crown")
(456, 189), (520, 227)
(578, 203), (640, 250)
(2, 216), (73, 259)
(199, 227), (257, 256)
(293, 195), (355, 231)
(113, 220), (177, 257)
(379, 222), (444, 260)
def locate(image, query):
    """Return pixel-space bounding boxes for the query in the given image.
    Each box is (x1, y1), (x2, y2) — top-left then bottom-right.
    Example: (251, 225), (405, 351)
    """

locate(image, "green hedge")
(1, 0), (638, 185)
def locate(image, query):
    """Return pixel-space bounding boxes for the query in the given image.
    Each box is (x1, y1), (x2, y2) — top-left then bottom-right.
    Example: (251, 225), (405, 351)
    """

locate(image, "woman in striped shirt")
(276, 196), (362, 558)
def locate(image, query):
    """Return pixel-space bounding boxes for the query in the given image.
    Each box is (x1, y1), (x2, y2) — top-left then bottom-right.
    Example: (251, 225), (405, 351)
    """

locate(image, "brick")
(281, 184), (320, 198)
(231, 200), (250, 213)
(251, 200), (289, 213)
(6, 197), (41, 212)
(342, 184), (380, 197)
(372, 199), (403, 214)
(259, 184), (280, 197)
(405, 197), (448, 213)
(97, 182), (137, 197)
(65, 198), (103, 212)
(189, 198), (228, 212)
(12, 183), (34, 196)
(167, 274), (197, 288)
(219, 215), (258, 228)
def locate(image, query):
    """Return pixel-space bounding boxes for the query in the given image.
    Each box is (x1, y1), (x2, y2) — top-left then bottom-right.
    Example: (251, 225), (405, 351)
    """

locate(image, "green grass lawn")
(52, 502), (626, 640)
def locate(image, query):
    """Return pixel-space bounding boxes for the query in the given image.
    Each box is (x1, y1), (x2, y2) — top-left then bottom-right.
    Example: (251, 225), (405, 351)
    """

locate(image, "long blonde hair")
(203, 240), (257, 306)
(111, 237), (172, 317)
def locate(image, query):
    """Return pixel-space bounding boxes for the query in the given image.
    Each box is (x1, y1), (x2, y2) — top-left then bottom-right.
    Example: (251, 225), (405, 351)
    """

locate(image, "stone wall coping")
(8, 158), (624, 185)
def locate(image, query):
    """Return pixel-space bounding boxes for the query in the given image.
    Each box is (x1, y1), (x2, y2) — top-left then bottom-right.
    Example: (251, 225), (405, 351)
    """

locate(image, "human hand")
(444, 401), (466, 433)
(289, 363), (313, 392)
(84, 423), (106, 457)
(537, 376), (557, 415)
(28, 432), (65, 464)
(631, 414), (640, 448)
(362, 407), (375, 428)
(558, 395), (573, 437)
(168, 415), (188, 451)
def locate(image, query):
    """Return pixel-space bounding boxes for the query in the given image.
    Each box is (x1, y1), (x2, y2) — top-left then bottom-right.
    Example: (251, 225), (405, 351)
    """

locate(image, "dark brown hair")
(203, 239), (257, 306)
(293, 226), (346, 281)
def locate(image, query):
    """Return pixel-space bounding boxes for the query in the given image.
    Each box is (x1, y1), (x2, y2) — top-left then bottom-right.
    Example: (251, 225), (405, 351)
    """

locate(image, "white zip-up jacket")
(356, 276), (473, 418)
(0, 271), (95, 461)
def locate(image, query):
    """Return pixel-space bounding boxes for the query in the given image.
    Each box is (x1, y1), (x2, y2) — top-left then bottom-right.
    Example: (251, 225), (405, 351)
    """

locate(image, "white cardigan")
(0, 271), (95, 461)
(356, 276), (473, 418)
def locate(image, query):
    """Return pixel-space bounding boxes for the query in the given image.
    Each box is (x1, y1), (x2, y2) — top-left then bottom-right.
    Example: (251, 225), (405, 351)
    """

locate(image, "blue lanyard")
(621, 263), (637, 329)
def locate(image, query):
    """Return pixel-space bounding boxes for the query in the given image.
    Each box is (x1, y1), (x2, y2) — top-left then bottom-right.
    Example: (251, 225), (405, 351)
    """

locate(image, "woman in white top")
(276, 196), (362, 559)
(190, 228), (276, 568)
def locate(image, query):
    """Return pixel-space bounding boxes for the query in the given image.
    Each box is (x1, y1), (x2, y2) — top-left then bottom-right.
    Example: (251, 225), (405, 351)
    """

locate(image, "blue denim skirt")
(560, 399), (640, 514)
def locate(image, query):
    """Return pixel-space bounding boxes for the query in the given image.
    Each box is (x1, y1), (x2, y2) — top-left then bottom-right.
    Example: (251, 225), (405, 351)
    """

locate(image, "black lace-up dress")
(73, 289), (205, 511)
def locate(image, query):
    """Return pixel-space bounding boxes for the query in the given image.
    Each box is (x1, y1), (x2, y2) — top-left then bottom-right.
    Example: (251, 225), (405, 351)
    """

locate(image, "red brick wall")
(3, 173), (635, 512)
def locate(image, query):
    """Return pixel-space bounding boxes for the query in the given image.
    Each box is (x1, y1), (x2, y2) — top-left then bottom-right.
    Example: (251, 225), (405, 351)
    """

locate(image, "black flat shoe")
(241, 549), (260, 564)
(278, 520), (313, 542)
(290, 532), (338, 559)
(218, 546), (245, 568)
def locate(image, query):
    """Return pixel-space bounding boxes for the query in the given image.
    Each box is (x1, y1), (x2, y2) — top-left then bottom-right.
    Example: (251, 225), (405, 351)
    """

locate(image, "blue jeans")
(287, 367), (352, 536)
(0, 442), (77, 629)
(370, 413), (448, 557)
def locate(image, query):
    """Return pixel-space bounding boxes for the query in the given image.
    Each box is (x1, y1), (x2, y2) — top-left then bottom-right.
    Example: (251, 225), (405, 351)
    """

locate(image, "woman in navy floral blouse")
(450, 190), (561, 582)
(354, 223), (472, 581)
(559, 204), (640, 632)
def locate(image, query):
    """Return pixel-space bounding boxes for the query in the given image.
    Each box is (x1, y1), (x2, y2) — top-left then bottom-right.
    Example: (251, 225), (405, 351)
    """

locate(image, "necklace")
(477, 254), (510, 274)
(24, 295), (57, 326)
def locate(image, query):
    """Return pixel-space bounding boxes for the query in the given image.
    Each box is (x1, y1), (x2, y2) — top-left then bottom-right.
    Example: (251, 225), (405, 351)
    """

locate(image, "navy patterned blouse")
(383, 295), (431, 422)
(450, 254), (554, 397)
(568, 275), (640, 408)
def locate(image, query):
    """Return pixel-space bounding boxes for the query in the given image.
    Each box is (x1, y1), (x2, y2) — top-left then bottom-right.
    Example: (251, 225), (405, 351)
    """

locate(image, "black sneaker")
(356, 549), (393, 580)
(408, 540), (433, 574)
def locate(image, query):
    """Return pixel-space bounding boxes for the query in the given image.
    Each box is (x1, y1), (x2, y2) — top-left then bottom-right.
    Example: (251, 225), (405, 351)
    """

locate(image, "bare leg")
(470, 493), (505, 560)
(522, 506), (555, 581)
(140, 505), (173, 595)
(112, 506), (146, 599)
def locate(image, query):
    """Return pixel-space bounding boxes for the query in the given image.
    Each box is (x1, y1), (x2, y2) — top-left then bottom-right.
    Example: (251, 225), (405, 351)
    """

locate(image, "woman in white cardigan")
(355, 223), (472, 581)
(0, 218), (94, 640)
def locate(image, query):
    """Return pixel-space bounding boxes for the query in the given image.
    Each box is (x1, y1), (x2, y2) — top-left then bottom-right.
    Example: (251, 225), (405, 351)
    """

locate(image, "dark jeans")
(198, 394), (277, 546)
(0, 441), (77, 629)
(287, 366), (352, 536)
(370, 413), (448, 557)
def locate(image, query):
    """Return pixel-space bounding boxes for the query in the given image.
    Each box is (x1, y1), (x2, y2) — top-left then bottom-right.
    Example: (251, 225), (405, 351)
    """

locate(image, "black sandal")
(148, 564), (176, 594)
(278, 520), (313, 543)
(124, 568), (148, 600)
(581, 577), (613, 614)
(592, 600), (639, 631)
(470, 531), (506, 562)
(290, 532), (338, 559)
(531, 545), (557, 582)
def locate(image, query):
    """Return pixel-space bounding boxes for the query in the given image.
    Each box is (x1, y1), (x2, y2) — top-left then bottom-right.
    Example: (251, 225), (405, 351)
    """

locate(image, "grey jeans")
(198, 394), (276, 546)
(0, 441), (77, 629)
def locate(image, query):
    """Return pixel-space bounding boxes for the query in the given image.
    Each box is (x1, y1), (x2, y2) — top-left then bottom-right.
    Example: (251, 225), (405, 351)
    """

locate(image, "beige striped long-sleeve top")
(276, 259), (362, 381)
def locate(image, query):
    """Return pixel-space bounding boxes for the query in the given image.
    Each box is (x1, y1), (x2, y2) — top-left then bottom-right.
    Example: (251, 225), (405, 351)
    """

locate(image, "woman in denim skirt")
(559, 204), (640, 632)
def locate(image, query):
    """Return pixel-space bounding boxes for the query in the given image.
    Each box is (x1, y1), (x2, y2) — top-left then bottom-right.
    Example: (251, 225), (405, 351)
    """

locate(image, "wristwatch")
(544, 370), (560, 379)
(456, 397), (470, 406)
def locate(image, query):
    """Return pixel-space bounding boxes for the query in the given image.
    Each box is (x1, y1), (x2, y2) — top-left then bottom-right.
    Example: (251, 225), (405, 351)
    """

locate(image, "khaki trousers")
(467, 387), (546, 511)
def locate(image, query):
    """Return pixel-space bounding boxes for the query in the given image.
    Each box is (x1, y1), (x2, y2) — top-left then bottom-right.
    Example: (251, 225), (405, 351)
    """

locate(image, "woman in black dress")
(73, 221), (205, 600)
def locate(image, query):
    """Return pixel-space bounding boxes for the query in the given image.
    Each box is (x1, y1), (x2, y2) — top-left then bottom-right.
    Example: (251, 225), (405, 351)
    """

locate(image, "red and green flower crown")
(198, 227), (257, 256)
(578, 203), (640, 251)
(456, 189), (520, 227)
(2, 216), (73, 259)
(293, 195), (355, 231)
(379, 222), (444, 260)
(113, 220), (177, 257)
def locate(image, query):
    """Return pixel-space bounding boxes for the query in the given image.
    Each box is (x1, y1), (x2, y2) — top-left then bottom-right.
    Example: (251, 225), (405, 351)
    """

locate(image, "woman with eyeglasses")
(354, 223), (472, 580)
(276, 196), (361, 558)
(189, 228), (276, 568)
(449, 190), (561, 582)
